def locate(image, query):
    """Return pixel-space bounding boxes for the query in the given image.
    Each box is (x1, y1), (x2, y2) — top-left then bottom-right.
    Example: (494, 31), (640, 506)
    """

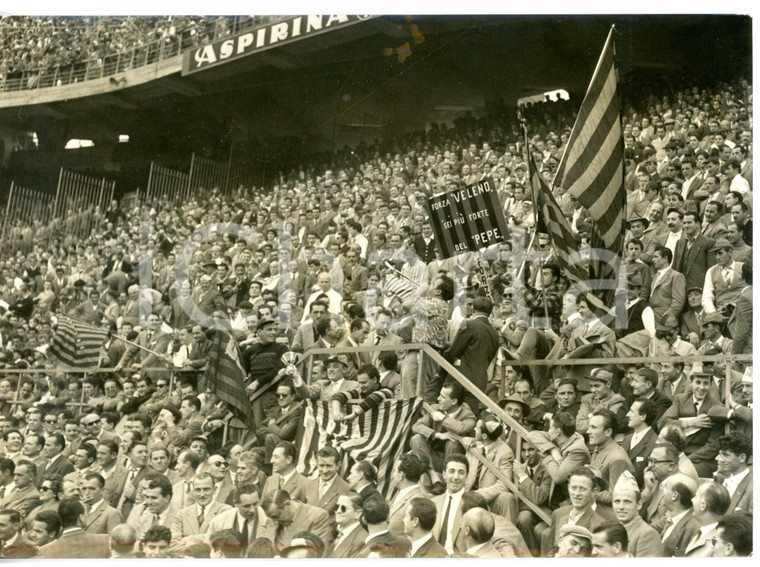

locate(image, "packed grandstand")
(0, 14), (754, 560)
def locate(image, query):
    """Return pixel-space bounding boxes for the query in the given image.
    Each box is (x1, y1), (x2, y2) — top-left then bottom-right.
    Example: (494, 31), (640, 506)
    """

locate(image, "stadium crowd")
(0, 75), (753, 559)
(0, 16), (286, 82)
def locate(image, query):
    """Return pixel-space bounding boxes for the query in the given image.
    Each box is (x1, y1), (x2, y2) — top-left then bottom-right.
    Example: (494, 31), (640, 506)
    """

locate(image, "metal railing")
(0, 16), (289, 93)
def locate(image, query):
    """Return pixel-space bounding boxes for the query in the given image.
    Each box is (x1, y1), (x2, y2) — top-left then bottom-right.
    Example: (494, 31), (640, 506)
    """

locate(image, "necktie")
(128, 468), (138, 483)
(241, 518), (250, 546)
(374, 335), (381, 345)
(152, 513), (160, 527)
(0, 485), (5, 499)
(197, 505), (205, 527)
(473, 448), (486, 490)
(278, 476), (283, 489)
(722, 268), (731, 282)
(438, 495), (452, 545)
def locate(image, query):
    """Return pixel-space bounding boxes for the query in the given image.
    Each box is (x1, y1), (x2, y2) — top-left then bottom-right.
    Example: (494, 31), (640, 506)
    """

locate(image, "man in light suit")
(462, 415), (516, 520)
(170, 473), (231, 540)
(387, 452), (427, 536)
(402, 496), (448, 557)
(461, 507), (502, 557)
(260, 489), (331, 553)
(0, 460), (40, 517)
(684, 482), (731, 557)
(205, 484), (268, 548)
(80, 473), (123, 534)
(290, 301), (328, 353)
(713, 432), (752, 514)
(364, 308), (403, 368)
(131, 474), (179, 540)
(96, 439), (128, 508)
(302, 446), (350, 532)
(261, 441), (306, 502)
(648, 246), (686, 321)
(115, 312), (173, 380)
(37, 498), (110, 558)
(431, 454), (469, 555)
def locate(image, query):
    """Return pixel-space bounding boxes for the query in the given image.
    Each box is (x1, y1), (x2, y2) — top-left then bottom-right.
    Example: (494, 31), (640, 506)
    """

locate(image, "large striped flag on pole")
(205, 328), (256, 429)
(296, 398), (422, 497)
(552, 26), (625, 296)
(49, 314), (108, 368)
(523, 124), (590, 287)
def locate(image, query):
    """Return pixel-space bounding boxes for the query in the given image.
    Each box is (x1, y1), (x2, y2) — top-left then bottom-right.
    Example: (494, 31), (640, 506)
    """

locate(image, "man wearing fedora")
(702, 238), (745, 317)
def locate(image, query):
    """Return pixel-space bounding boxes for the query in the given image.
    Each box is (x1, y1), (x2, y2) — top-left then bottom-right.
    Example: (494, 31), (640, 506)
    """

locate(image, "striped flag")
(381, 273), (416, 305)
(524, 128), (590, 287)
(49, 314), (108, 368)
(296, 398), (422, 496)
(205, 328), (256, 429)
(552, 27), (625, 275)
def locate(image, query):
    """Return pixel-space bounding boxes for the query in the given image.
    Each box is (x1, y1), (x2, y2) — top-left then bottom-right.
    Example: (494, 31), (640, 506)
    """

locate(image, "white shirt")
(280, 468), (296, 486)
(393, 484), (420, 507)
(653, 266), (671, 289)
(88, 499), (105, 515)
(664, 231), (682, 256)
(441, 490), (464, 554)
(723, 467), (750, 496)
(365, 529), (389, 544)
(335, 521), (360, 546)
(662, 508), (689, 541)
(629, 426), (652, 450)
(410, 533), (434, 557)
(467, 542), (488, 556)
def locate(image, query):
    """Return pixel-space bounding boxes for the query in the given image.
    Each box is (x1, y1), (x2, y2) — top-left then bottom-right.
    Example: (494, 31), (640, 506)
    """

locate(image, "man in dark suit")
(0, 508), (37, 558)
(622, 398), (660, 487)
(672, 212), (716, 291)
(261, 441), (306, 502)
(627, 367), (672, 425)
(302, 446), (350, 533)
(37, 498), (110, 558)
(192, 274), (228, 318)
(713, 432), (752, 514)
(657, 373), (723, 477)
(660, 474), (700, 557)
(38, 433), (75, 485)
(445, 296), (500, 413)
(327, 493), (368, 558)
(255, 380), (301, 461)
(404, 496), (449, 557)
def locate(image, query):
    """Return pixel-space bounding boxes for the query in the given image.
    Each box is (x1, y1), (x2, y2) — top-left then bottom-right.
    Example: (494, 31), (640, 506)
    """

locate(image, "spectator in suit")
(445, 296), (500, 413)
(0, 507), (37, 557)
(132, 473), (178, 539)
(0, 460), (40, 517)
(431, 454), (469, 555)
(622, 398), (660, 486)
(290, 301), (328, 353)
(658, 372), (723, 477)
(403, 496), (448, 557)
(649, 246), (686, 320)
(25, 510), (61, 550)
(38, 433), (74, 482)
(96, 440), (127, 508)
(170, 472), (231, 540)
(255, 379), (301, 461)
(260, 488), (331, 554)
(513, 443), (551, 555)
(461, 506), (501, 557)
(387, 451), (427, 536)
(673, 211), (716, 292)
(714, 432), (752, 514)
(684, 481), (731, 557)
(327, 492), (367, 558)
(702, 238), (745, 315)
(302, 446), (349, 531)
(710, 513), (753, 557)
(729, 259), (752, 355)
(591, 521), (629, 557)
(410, 380), (476, 486)
(37, 498), (110, 558)
(659, 473), (700, 556)
(261, 441), (306, 502)
(541, 466), (605, 556)
(108, 524), (139, 558)
(612, 470), (663, 556)
(79, 472), (123, 534)
(627, 367), (672, 424)
(587, 410), (634, 508)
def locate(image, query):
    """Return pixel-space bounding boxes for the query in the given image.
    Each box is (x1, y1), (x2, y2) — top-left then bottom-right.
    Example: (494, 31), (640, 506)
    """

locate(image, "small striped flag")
(296, 398), (422, 496)
(205, 328), (256, 429)
(552, 26), (625, 302)
(49, 314), (108, 368)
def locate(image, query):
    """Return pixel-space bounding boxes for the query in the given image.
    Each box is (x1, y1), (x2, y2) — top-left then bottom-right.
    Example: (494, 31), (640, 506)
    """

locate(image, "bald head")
(463, 508), (494, 545)
(109, 524), (138, 554)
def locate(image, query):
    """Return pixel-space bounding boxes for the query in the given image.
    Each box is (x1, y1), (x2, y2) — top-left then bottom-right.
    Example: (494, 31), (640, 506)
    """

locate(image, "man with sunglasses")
(207, 454), (236, 506)
(80, 413), (116, 444)
(255, 380), (301, 462)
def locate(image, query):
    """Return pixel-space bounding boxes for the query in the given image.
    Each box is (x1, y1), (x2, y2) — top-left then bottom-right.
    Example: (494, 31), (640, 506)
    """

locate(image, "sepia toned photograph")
(0, 12), (753, 559)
